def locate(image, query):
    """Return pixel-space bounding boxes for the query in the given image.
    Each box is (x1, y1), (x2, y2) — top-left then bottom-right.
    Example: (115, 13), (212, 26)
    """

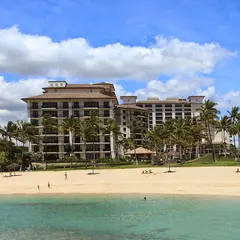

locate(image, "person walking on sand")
(65, 172), (68, 180)
(48, 182), (51, 188)
(37, 185), (40, 191)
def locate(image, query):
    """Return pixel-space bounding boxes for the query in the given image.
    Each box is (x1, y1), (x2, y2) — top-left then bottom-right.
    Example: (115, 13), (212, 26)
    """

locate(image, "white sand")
(1, 167), (240, 196)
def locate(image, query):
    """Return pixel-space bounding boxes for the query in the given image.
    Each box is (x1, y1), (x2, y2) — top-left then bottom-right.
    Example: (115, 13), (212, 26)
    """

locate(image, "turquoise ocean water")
(0, 195), (240, 240)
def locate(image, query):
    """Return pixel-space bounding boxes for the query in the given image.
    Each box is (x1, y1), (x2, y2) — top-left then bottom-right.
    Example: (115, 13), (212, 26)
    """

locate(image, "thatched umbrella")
(125, 147), (154, 155)
(125, 147), (154, 162)
(7, 163), (21, 173)
(167, 150), (180, 157)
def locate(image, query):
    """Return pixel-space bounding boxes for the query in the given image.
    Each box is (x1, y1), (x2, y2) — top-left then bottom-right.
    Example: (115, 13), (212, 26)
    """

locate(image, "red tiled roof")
(22, 92), (116, 101)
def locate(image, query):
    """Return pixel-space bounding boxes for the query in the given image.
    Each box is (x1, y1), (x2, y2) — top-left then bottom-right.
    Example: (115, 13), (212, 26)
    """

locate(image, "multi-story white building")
(22, 81), (119, 161)
(135, 95), (229, 154)
(22, 81), (229, 160)
(136, 96), (204, 129)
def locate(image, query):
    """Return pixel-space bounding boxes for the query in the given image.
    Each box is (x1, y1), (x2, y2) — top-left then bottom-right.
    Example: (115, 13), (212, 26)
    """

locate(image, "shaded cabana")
(7, 163), (21, 172)
(167, 150), (180, 159)
(125, 147), (154, 160)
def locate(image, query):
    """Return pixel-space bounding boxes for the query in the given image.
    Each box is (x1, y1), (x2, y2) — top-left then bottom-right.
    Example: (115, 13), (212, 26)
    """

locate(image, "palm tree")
(163, 120), (178, 171)
(61, 116), (78, 156)
(233, 121), (240, 161)
(227, 107), (239, 148)
(0, 121), (18, 144)
(75, 118), (88, 166)
(0, 137), (15, 164)
(40, 114), (58, 166)
(145, 125), (166, 164)
(216, 115), (231, 156)
(122, 137), (134, 154)
(128, 116), (143, 165)
(16, 120), (37, 169)
(199, 100), (220, 162)
(171, 118), (190, 163)
(188, 118), (205, 158)
(85, 111), (102, 173)
(104, 118), (122, 161)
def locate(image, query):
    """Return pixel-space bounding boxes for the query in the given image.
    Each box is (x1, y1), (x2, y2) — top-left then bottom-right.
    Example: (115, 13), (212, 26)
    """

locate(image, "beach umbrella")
(7, 163), (20, 172)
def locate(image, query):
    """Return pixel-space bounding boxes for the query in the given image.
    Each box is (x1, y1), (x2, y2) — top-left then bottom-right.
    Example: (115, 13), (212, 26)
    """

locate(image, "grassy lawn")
(176, 155), (240, 167)
(16, 155), (240, 172)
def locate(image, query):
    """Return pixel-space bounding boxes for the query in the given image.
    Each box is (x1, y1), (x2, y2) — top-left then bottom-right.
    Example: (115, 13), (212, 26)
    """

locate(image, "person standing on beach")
(65, 172), (68, 180)
(48, 182), (51, 188)
(37, 185), (40, 191)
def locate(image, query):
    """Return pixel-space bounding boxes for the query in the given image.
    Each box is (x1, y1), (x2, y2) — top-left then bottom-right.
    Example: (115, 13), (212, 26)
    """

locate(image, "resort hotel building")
(22, 81), (229, 161)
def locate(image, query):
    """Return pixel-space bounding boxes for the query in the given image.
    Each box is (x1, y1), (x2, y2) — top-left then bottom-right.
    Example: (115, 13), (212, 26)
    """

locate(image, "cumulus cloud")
(0, 26), (235, 80)
(0, 75), (238, 126)
(0, 27), (237, 125)
(0, 77), (49, 125)
(119, 75), (216, 100)
(216, 91), (240, 109)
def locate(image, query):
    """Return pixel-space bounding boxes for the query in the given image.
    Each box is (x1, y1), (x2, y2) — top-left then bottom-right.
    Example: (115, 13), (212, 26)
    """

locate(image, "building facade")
(135, 95), (230, 154)
(136, 96), (204, 129)
(22, 81), (229, 161)
(22, 81), (119, 161)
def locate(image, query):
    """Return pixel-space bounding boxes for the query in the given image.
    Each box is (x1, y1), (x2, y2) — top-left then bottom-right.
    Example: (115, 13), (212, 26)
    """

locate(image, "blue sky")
(0, 0), (240, 122)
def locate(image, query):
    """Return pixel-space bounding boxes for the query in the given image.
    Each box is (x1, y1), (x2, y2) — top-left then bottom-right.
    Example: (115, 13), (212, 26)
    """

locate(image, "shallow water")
(0, 195), (240, 240)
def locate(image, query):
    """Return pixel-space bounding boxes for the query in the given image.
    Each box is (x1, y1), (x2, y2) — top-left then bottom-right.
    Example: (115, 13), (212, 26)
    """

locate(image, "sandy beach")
(1, 167), (240, 196)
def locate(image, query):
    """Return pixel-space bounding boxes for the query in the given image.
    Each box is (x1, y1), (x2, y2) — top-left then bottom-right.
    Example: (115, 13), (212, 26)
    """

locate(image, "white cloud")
(0, 76), (49, 125)
(0, 27), (237, 125)
(0, 26), (235, 80)
(119, 75), (215, 101)
(0, 75), (238, 126)
(216, 91), (240, 109)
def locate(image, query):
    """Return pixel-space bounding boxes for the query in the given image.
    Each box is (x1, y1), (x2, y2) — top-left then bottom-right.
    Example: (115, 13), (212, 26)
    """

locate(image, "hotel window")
(103, 102), (110, 108)
(84, 110), (90, 116)
(33, 145), (39, 152)
(84, 102), (99, 108)
(64, 137), (69, 143)
(63, 102), (68, 109)
(43, 145), (59, 152)
(73, 111), (80, 117)
(42, 111), (57, 117)
(63, 111), (69, 117)
(175, 104), (182, 107)
(123, 128), (126, 131)
(31, 102), (38, 109)
(32, 111), (39, 118)
(31, 119), (39, 126)
(105, 136), (110, 142)
(43, 136), (58, 144)
(104, 110), (110, 117)
(42, 102), (57, 108)
(72, 102), (79, 108)
(104, 144), (111, 151)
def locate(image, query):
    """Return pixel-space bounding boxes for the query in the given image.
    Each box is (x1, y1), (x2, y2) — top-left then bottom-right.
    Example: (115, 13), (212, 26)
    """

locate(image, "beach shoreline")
(1, 167), (240, 197)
